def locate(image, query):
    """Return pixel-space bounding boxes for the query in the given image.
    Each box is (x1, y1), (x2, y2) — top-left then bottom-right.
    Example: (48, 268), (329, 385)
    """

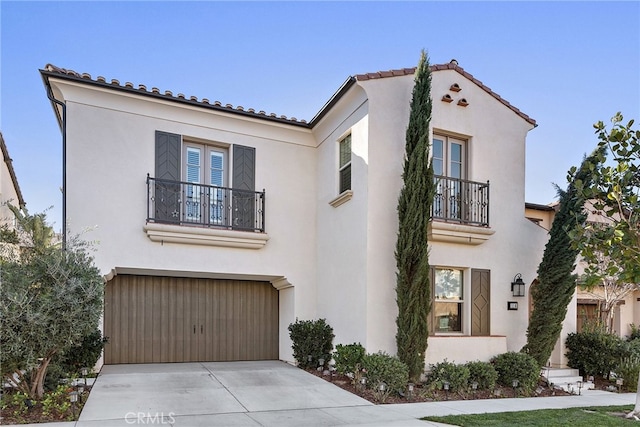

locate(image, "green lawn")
(422, 405), (634, 426)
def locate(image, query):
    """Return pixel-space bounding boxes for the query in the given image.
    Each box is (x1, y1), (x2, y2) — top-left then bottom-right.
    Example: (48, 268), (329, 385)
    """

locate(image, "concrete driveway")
(76, 360), (428, 426)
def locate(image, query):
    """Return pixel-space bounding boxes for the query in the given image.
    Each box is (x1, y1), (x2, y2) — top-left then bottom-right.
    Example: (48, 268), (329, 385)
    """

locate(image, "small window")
(338, 134), (351, 193)
(434, 268), (463, 333)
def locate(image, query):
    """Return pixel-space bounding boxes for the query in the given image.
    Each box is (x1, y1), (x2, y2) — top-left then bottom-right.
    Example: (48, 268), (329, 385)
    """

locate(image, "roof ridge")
(42, 64), (308, 125)
(355, 61), (536, 126)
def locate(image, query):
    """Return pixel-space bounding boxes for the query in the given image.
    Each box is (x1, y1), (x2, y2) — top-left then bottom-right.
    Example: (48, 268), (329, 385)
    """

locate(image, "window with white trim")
(183, 142), (228, 225)
(433, 134), (467, 221)
(338, 134), (352, 194)
(434, 268), (463, 333)
(432, 134), (466, 179)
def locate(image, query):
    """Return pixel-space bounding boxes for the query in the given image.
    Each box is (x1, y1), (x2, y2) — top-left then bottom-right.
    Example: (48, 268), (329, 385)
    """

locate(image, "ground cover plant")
(0, 383), (90, 425)
(422, 405), (634, 426)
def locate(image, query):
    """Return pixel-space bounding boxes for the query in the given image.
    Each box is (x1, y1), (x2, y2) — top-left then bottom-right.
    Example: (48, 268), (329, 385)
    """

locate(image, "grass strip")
(422, 405), (634, 426)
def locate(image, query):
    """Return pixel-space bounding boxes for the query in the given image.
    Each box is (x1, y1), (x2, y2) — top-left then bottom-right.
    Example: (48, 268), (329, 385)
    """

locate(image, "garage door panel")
(104, 275), (278, 364)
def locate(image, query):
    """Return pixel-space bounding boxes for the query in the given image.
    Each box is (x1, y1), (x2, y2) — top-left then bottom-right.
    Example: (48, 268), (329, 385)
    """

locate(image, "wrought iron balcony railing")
(147, 176), (265, 233)
(432, 175), (489, 227)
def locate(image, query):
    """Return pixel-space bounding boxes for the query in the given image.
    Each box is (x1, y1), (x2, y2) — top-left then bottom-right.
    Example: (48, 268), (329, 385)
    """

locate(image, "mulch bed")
(0, 387), (89, 425)
(304, 368), (578, 404)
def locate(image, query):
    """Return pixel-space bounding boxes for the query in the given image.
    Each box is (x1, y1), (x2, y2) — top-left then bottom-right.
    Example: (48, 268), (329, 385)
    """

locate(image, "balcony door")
(433, 135), (466, 221)
(184, 143), (227, 225)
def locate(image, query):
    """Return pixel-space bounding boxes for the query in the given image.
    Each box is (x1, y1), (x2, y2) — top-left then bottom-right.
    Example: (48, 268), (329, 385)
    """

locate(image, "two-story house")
(41, 60), (552, 367)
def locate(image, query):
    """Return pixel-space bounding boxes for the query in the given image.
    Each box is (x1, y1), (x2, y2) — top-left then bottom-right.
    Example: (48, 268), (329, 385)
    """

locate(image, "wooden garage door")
(103, 275), (278, 364)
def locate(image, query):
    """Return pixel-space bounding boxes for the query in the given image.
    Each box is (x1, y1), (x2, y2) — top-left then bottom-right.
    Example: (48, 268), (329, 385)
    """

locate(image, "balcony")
(145, 176), (268, 249)
(429, 176), (494, 245)
(432, 175), (489, 226)
(147, 176), (265, 232)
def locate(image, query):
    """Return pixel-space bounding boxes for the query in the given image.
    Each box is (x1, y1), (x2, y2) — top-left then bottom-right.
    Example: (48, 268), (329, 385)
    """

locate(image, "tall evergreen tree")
(395, 50), (435, 381)
(522, 148), (604, 366)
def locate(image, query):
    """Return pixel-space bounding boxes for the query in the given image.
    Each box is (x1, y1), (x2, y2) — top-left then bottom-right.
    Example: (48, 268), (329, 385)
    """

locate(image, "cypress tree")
(395, 50), (435, 382)
(522, 148), (604, 367)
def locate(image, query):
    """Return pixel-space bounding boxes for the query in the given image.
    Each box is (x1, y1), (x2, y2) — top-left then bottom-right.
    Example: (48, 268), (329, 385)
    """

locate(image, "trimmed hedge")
(491, 352), (540, 393)
(565, 331), (626, 377)
(288, 318), (334, 369)
(361, 352), (409, 396)
(465, 361), (498, 391)
(333, 343), (365, 376)
(426, 360), (470, 392)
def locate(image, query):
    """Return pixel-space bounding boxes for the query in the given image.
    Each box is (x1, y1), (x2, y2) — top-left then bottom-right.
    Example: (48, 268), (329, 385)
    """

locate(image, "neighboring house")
(0, 132), (26, 225)
(526, 200), (640, 356)
(0, 132), (26, 261)
(41, 60), (551, 368)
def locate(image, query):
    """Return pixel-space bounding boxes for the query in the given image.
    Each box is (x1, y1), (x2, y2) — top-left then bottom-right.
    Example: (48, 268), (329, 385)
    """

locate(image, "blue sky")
(2, 1), (639, 231)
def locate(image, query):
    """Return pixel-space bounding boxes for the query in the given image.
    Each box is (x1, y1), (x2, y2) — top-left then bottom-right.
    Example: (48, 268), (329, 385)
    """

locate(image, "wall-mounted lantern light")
(511, 273), (525, 297)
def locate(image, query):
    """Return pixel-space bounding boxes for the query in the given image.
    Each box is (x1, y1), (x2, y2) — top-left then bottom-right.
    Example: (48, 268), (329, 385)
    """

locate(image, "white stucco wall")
(345, 69), (547, 363)
(314, 84), (370, 348)
(51, 78), (319, 362)
(50, 64), (556, 368)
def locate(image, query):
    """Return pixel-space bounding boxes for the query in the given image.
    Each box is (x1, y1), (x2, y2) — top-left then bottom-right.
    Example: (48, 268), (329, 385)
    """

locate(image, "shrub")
(333, 343), (365, 379)
(465, 361), (498, 391)
(426, 360), (470, 392)
(59, 329), (108, 375)
(361, 352), (409, 402)
(43, 329), (108, 391)
(565, 331), (626, 378)
(628, 324), (640, 341)
(616, 356), (640, 392)
(491, 352), (540, 393)
(625, 338), (640, 359)
(288, 318), (334, 369)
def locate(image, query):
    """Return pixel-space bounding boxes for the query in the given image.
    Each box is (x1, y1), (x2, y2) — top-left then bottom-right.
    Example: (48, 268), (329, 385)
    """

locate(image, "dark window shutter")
(154, 131), (181, 222)
(232, 145), (256, 230)
(471, 269), (491, 336)
(232, 145), (255, 191)
(155, 131), (181, 181)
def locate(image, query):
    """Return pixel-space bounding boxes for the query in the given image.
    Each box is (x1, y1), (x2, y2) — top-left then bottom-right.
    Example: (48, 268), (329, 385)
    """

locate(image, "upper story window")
(433, 134), (466, 179)
(183, 143), (228, 224)
(339, 134), (352, 194)
(150, 131), (264, 233)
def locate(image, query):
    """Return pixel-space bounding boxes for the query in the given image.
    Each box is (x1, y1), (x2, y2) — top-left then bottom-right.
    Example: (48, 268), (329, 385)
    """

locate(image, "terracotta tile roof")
(356, 61), (536, 126)
(42, 60), (536, 129)
(41, 64), (309, 127)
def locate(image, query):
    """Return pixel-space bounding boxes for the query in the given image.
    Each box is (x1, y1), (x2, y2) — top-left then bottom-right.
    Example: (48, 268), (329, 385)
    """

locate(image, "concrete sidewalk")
(3, 362), (637, 427)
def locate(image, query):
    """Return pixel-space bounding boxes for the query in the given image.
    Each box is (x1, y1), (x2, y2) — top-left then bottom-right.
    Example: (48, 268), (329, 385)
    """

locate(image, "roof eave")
(355, 63), (537, 127)
(308, 76), (357, 128)
(0, 132), (26, 209)
(39, 68), (311, 129)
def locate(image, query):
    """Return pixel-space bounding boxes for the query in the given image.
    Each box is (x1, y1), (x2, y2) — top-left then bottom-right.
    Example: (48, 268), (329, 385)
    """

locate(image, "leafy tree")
(7, 203), (56, 253)
(0, 210), (103, 399)
(566, 113), (639, 417)
(570, 113), (639, 285)
(522, 148), (603, 366)
(395, 50), (435, 382)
